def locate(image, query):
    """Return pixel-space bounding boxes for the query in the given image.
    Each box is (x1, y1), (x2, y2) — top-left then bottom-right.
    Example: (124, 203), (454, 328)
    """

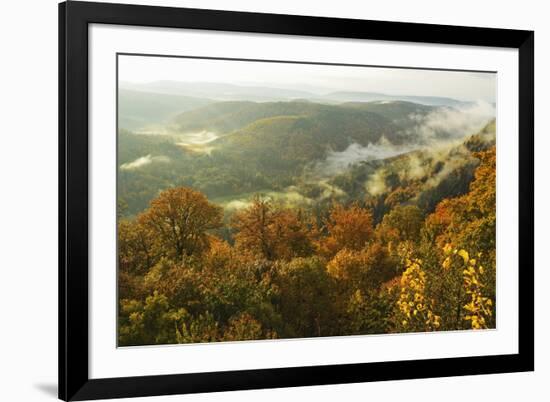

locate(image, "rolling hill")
(322, 91), (469, 107)
(118, 89), (211, 131)
(120, 81), (314, 102)
(120, 81), (469, 107)
(169, 100), (424, 138)
(117, 97), (494, 217)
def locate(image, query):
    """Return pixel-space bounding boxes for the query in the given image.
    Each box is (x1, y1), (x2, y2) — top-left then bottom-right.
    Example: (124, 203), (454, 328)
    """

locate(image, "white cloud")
(318, 138), (413, 176)
(120, 154), (170, 170)
(410, 101), (495, 141)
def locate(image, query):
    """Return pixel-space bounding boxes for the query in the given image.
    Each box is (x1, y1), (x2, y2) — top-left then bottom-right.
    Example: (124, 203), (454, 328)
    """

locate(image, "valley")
(117, 86), (495, 223)
(116, 70), (497, 345)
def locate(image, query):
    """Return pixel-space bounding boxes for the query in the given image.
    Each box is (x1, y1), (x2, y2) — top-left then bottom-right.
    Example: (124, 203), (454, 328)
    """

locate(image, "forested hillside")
(118, 89), (211, 131)
(118, 98), (493, 217)
(118, 144), (496, 345)
(117, 92), (496, 345)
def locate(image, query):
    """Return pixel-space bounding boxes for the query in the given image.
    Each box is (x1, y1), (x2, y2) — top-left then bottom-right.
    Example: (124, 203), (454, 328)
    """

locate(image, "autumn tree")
(232, 196), (314, 260)
(421, 147), (496, 322)
(223, 313), (266, 341)
(462, 254), (493, 329)
(383, 185), (419, 210)
(423, 246), (495, 331)
(138, 187), (223, 260)
(326, 242), (399, 335)
(458, 147), (496, 266)
(118, 218), (156, 275)
(231, 196), (278, 259)
(116, 140), (497, 345)
(346, 287), (397, 335)
(423, 147), (495, 255)
(275, 257), (337, 337)
(142, 257), (203, 310)
(326, 243), (396, 293)
(319, 203), (374, 257)
(394, 258), (441, 333)
(271, 209), (316, 260)
(377, 205), (424, 244)
(118, 291), (187, 346)
(176, 312), (219, 344)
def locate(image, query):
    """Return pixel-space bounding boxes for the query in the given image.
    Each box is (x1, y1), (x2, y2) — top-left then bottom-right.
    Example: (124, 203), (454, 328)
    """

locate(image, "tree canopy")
(118, 146), (496, 345)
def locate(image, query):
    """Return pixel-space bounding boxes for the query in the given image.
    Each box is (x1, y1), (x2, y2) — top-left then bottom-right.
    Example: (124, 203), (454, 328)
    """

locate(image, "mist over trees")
(116, 85), (496, 345)
(118, 143), (496, 345)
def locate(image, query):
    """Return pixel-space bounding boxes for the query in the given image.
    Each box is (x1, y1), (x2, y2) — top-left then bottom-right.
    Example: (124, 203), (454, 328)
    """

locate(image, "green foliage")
(118, 291), (187, 346)
(343, 100), (434, 129)
(274, 257), (337, 337)
(117, 100), (496, 345)
(378, 205), (424, 243)
(117, 100), (424, 216)
(346, 288), (397, 334)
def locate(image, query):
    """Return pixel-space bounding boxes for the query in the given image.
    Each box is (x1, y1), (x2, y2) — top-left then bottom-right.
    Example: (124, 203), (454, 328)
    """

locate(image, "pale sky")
(119, 54), (496, 102)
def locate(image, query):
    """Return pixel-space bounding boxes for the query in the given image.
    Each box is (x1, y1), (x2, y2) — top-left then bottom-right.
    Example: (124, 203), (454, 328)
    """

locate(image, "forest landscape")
(117, 55), (497, 346)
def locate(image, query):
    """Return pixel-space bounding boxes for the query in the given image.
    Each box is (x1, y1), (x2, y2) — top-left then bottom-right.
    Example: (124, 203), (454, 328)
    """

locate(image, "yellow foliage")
(462, 259), (493, 330)
(396, 258), (440, 331)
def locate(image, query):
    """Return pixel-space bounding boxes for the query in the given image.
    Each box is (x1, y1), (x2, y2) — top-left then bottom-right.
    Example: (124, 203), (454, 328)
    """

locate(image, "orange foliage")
(117, 144), (497, 344)
(138, 187), (223, 260)
(424, 146), (496, 252)
(327, 242), (396, 291)
(319, 203), (374, 257)
(231, 196), (315, 260)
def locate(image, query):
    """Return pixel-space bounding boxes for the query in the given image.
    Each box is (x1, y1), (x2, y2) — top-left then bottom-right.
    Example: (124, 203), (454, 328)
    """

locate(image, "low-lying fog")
(120, 100), (495, 212)
(176, 130), (219, 155)
(316, 101), (495, 178)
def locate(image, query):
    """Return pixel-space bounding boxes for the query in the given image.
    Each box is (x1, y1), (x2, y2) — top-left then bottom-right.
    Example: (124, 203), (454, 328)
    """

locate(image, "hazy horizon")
(119, 55), (496, 103)
(117, 53), (497, 346)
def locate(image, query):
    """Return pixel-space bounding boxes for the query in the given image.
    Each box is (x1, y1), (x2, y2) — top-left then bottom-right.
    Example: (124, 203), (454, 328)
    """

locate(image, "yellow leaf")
(458, 249), (469, 264)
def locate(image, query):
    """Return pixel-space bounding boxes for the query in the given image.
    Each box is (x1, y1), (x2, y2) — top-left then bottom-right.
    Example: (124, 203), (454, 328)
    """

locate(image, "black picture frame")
(59, 1), (534, 400)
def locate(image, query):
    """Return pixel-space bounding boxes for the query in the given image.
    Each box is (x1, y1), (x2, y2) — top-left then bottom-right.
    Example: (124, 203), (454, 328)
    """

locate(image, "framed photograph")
(59, 1), (534, 400)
